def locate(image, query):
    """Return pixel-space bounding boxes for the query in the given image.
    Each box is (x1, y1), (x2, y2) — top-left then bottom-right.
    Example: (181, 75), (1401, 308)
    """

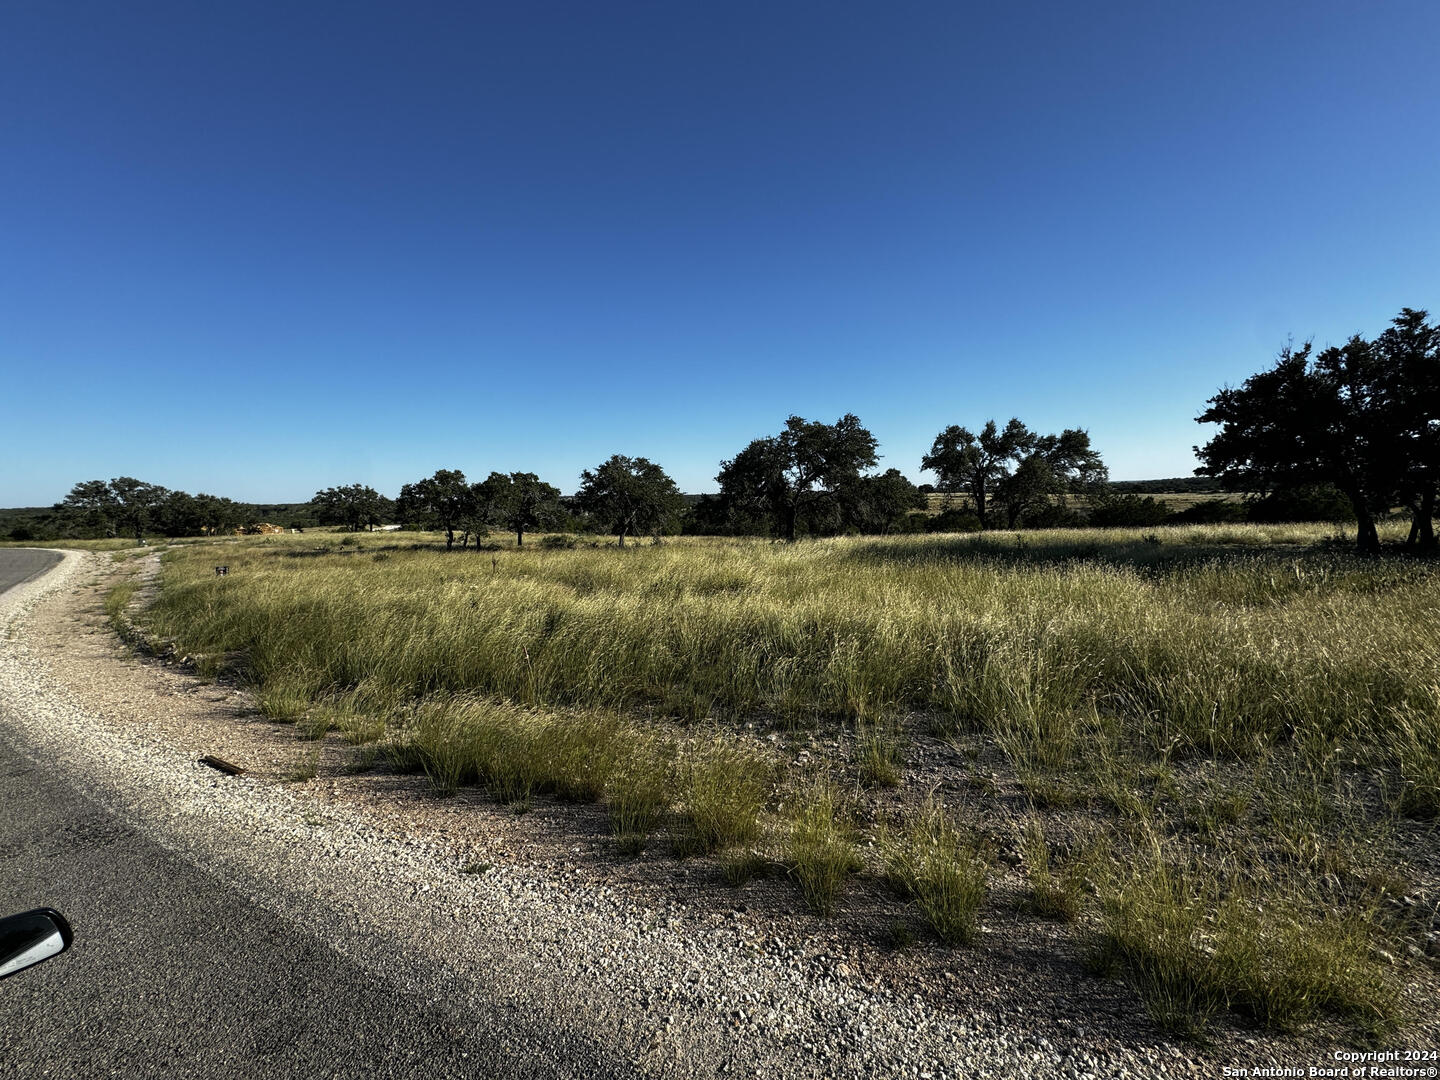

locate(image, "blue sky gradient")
(3, 2), (1437, 503)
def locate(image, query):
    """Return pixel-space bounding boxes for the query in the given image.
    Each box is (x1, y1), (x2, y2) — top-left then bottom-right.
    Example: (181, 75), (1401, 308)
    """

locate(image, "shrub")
(1087, 495), (1174, 528)
(926, 507), (982, 533)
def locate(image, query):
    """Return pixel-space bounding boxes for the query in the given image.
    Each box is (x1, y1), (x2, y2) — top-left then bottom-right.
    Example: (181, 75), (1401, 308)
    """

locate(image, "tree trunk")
(783, 503), (797, 543)
(617, 529), (626, 547)
(1337, 481), (1380, 554)
(1354, 506), (1380, 554)
(974, 481), (987, 529)
(516, 528), (524, 547)
(1408, 486), (1436, 550)
(445, 528), (454, 550)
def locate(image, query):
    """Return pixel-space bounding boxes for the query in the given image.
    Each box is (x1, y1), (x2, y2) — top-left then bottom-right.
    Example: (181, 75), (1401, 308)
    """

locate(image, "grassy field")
(128, 524), (1436, 1042)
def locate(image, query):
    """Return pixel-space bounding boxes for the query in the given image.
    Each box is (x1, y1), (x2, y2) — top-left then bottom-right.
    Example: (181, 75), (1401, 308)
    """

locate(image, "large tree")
(1374, 308), (1440, 548)
(192, 493), (248, 536)
(716, 413), (879, 541)
(63, 477), (168, 541)
(60, 480), (118, 536)
(576, 455), (683, 546)
(1194, 317), (1438, 553)
(836, 468), (926, 534)
(920, 419), (1033, 529)
(487, 472), (563, 547)
(994, 428), (1109, 528)
(396, 469), (471, 548)
(311, 484), (391, 533)
(109, 478), (170, 541)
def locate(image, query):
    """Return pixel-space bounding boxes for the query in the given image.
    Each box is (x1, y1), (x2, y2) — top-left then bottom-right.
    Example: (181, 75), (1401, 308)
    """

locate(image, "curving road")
(0, 555), (631, 1080)
(0, 549), (61, 595)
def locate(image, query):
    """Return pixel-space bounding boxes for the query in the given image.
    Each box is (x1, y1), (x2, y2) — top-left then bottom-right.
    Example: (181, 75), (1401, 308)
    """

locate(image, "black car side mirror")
(0, 909), (74, 979)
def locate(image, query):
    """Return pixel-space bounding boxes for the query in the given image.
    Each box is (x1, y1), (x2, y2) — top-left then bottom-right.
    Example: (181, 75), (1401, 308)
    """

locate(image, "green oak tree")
(576, 455), (684, 546)
(717, 414), (879, 541)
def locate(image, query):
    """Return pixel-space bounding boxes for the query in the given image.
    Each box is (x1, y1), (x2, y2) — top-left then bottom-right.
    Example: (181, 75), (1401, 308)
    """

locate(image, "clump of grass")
(787, 781), (861, 917)
(882, 802), (992, 945)
(285, 745), (321, 783)
(1017, 818), (1088, 921)
(607, 741), (672, 855)
(103, 580), (138, 629)
(257, 672), (315, 723)
(343, 744), (380, 773)
(338, 713), (386, 745)
(1215, 898), (1398, 1039)
(546, 713), (625, 803)
(888, 918), (916, 949)
(671, 743), (771, 857)
(1381, 696), (1440, 819)
(407, 699), (473, 795)
(1188, 790), (1251, 839)
(719, 846), (772, 887)
(1088, 859), (1224, 1037)
(1093, 853), (1401, 1040)
(856, 717), (903, 788)
(1017, 770), (1084, 810)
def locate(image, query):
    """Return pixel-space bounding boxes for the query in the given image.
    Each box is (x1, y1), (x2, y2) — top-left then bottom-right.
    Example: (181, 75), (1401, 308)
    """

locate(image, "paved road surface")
(0, 549), (61, 595)
(0, 558), (631, 1079)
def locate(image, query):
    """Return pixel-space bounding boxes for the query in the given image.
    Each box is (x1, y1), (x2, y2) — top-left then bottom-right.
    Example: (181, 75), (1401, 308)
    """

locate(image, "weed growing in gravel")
(882, 802), (992, 946)
(343, 744), (380, 774)
(285, 745), (320, 783)
(787, 781), (861, 917)
(1017, 818), (1088, 921)
(719, 847), (772, 887)
(856, 717), (903, 788)
(888, 919), (917, 949)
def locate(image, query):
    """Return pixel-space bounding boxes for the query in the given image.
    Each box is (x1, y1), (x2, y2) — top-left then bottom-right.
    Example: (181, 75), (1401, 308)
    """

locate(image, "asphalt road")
(0, 561), (632, 1079)
(0, 549), (61, 595)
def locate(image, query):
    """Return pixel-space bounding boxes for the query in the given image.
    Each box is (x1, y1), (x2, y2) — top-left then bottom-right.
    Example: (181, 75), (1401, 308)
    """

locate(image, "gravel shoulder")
(0, 550), (1366, 1078)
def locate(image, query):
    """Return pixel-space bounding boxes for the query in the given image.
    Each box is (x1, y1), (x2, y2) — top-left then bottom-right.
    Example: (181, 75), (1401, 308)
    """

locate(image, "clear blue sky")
(3, 2), (1437, 504)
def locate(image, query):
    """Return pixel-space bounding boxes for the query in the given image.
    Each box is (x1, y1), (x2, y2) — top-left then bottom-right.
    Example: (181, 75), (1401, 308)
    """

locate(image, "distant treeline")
(11, 303), (1436, 552)
(1107, 477), (1224, 495)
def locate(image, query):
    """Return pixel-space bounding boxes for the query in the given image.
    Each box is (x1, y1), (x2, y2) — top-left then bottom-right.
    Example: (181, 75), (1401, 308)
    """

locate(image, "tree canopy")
(922, 420), (1105, 529)
(1196, 308), (1439, 552)
(311, 484), (391, 533)
(396, 469), (470, 547)
(486, 472), (563, 547)
(62, 477), (170, 540)
(576, 455), (683, 545)
(716, 414), (879, 541)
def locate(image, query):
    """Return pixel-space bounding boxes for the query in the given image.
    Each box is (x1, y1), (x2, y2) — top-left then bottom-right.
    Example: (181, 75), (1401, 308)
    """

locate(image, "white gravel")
(0, 550), (1207, 1078)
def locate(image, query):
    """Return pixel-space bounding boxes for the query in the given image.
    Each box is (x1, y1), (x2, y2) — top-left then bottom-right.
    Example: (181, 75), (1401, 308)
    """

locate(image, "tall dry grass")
(132, 524), (1434, 1037)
